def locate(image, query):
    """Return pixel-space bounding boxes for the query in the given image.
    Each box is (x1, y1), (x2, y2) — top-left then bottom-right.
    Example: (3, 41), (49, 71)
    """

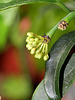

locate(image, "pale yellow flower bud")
(27, 32), (34, 37)
(30, 48), (35, 54)
(26, 44), (32, 50)
(38, 53), (42, 59)
(35, 38), (39, 41)
(28, 41), (33, 44)
(35, 53), (39, 58)
(30, 38), (34, 42)
(26, 37), (30, 42)
(36, 49), (40, 54)
(35, 53), (42, 59)
(28, 46), (32, 50)
(33, 41), (37, 45)
(26, 44), (29, 48)
(44, 54), (49, 61)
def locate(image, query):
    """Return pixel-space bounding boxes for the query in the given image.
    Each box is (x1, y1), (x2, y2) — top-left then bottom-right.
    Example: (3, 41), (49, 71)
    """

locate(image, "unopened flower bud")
(35, 53), (42, 59)
(28, 46), (32, 50)
(26, 37), (30, 42)
(35, 38), (39, 41)
(58, 20), (68, 31)
(26, 44), (32, 50)
(30, 48), (35, 54)
(30, 38), (34, 42)
(36, 50), (40, 54)
(27, 32), (34, 37)
(35, 53), (39, 58)
(44, 54), (49, 61)
(26, 32), (50, 61)
(38, 53), (42, 59)
(33, 41), (37, 45)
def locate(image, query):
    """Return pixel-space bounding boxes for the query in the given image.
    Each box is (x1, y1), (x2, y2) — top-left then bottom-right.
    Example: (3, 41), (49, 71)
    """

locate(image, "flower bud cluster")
(58, 20), (68, 31)
(26, 32), (50, 61)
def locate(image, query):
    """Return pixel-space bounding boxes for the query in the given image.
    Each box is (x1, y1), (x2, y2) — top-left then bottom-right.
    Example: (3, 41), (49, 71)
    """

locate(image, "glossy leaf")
(32, 32), (75, 100)
(63, 53), (75, 96)
(63, 82), (75, 99)
(0, 0), (57, 11)
(32, 80), (50, 100)
(44, 31), (75, 100)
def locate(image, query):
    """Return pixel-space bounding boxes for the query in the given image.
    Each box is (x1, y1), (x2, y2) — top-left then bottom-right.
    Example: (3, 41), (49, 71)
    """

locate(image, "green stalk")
(55, 1), (71, 13)
(46, 12), (75, 38)
(64, 12), (75, 22)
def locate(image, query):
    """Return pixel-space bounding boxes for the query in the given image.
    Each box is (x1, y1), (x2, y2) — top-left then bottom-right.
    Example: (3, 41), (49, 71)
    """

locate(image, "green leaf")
(63, 53), (75, 96)
(0, 0), (57, 11)
(44, 31), (75, 100)
(32, 31), (75, 100)
(0, 0), (12, 3)
(32, 80), (50, 100)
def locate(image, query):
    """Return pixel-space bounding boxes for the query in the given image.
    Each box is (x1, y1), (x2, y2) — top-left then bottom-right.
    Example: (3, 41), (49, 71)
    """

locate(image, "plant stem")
(46, 12), (75, 38)
(46, 23), (58, 38)
(64, 12), (75, 23)
(55, 1), (71, 13)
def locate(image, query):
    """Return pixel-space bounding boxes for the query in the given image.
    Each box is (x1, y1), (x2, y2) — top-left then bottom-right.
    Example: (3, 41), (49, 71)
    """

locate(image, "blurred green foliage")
(0, 0), (12, 3)
(0, 7), (18, 51)
(1, 76), (33, 99)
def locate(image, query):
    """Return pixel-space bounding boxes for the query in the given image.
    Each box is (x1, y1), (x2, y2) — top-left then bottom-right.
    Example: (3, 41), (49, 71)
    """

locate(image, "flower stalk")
(26, 12), (75, 61)
(46, 11), (75, 38)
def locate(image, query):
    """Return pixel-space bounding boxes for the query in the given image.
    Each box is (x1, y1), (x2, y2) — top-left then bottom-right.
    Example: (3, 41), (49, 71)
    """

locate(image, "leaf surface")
(0, 0), (57, 10)
(44, 31), (75, 100)
(32, 80), (50, 100)
(32, 31), (75, 100)
(63, 53), (75, 96)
